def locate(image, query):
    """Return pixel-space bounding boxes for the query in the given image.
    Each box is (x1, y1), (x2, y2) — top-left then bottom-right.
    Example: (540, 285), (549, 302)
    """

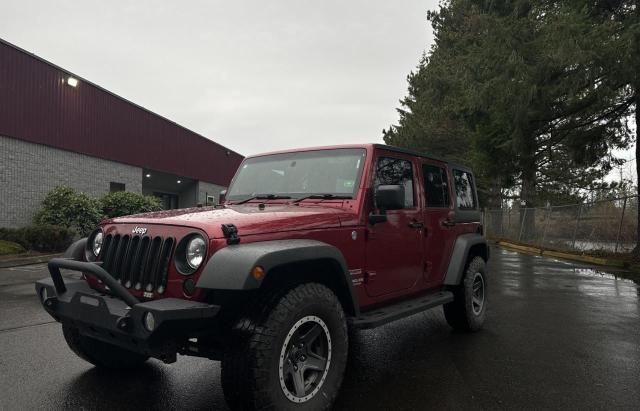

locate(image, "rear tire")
(62, 325), (149, 369)
(443, 256), (487, 332)
(221, 283), (348, 410)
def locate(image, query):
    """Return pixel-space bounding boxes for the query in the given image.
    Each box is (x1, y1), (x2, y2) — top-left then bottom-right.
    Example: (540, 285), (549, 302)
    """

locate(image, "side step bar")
(349, 290), (454, 329)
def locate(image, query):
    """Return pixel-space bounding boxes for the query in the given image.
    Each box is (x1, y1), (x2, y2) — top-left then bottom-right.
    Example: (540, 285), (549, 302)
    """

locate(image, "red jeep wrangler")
(36, 144), (488, 410)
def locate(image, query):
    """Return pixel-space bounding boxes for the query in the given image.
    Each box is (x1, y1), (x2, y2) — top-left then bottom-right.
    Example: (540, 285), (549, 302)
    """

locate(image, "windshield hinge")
(221, 224), (240, 245)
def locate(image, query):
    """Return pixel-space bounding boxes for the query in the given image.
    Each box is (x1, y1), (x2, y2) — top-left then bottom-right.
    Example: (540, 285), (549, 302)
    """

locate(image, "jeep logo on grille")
(132, 226), (148, 235)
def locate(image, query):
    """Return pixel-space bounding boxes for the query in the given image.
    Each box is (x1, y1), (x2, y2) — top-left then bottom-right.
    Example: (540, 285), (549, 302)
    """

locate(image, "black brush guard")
(35, 258), (220, 362)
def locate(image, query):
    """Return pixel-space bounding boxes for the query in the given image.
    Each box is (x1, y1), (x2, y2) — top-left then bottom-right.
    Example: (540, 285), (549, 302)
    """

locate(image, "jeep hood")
(104, 204), (354, 239)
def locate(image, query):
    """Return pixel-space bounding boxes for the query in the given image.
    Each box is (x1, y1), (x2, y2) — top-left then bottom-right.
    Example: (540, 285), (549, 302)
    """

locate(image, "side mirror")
(369, 184), (405, 225)
(368, 213), (387, 225)
(375, 184), (405, 211)
(219, 189), (227, 204)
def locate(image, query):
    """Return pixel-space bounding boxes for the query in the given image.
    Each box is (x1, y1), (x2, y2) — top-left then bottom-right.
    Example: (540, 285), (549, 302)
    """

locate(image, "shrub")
(0, 240), (26, 256)
(0, 227), (30, 249)
(23, 224), (75, 252)
(0, 225), (74, 252)
(100, 191), (162, 218)
(33, 186), (102, 236)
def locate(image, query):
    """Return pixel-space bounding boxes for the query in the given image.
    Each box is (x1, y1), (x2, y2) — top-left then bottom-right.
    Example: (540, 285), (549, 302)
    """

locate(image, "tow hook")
(43, 296), (58, 309)
(116, 316), (132, 332)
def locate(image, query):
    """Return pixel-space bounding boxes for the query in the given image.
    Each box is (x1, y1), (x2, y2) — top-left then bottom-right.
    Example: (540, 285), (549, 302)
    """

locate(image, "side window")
(453, 169), (476, 209)
(422, 164), (449, 208)
(374, 157), (414, 208)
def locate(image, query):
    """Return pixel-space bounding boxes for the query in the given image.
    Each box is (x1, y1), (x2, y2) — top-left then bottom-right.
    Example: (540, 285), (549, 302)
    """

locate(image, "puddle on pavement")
(571, 267), (639, 286)
(495, 248), (640, 297)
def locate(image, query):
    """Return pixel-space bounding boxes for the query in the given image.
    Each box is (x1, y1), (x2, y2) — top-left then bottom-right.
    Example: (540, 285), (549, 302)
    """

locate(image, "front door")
(421, 161), (456, 286)
(365, 155), (424, 297)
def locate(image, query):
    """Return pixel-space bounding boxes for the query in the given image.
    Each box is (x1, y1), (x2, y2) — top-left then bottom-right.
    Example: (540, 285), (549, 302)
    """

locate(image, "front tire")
(443, 256), (487, 332)
(222, 283), (348, 410)
(62, 325), (149, 369)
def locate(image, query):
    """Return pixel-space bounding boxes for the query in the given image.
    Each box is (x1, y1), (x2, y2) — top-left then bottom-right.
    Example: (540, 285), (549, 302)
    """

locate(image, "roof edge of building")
(0, 37), (242, 159)
(0, 132), (235, 187)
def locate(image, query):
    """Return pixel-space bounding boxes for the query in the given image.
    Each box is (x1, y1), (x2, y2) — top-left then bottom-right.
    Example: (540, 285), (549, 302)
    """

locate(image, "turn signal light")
(252, 266), (265, 281)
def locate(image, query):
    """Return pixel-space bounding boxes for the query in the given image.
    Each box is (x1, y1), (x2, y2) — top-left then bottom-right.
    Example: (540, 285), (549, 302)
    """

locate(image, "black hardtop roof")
(373, 144), (474, 173)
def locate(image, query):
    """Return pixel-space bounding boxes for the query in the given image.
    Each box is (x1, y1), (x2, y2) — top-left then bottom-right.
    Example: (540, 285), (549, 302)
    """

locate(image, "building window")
(110, 182), (126, 192)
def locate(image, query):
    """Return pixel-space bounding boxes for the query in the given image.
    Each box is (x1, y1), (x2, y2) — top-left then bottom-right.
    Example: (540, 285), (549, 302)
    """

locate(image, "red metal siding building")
(0, 38), (244, 227)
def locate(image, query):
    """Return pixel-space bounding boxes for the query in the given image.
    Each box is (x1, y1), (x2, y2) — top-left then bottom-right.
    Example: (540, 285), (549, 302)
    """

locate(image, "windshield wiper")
(231, 194), (292, 205)
(293, 194), (353, 203)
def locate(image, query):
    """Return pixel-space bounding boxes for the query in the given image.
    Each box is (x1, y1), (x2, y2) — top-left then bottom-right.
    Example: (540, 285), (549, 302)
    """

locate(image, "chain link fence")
(484, 195), (638, 254)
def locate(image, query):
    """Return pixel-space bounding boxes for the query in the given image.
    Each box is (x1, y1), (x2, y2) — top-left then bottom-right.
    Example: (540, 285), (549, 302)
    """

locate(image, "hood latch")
(221, 224), (240, 245)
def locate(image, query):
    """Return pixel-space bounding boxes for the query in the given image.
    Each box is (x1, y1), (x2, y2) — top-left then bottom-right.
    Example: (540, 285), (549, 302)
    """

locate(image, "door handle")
(442, 219), (456, 227)
(409, 220), (424, 229)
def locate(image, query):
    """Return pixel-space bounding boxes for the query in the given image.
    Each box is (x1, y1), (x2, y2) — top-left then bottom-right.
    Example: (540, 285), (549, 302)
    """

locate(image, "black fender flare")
(443, 233), (489, 286)
(196, 239), (359, 315)
(64, 238), (87, 260)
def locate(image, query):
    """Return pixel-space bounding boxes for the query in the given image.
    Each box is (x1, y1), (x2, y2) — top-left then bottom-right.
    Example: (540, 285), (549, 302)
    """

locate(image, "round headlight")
(186, 236), (206, 269)
(92, 231), (104, 257)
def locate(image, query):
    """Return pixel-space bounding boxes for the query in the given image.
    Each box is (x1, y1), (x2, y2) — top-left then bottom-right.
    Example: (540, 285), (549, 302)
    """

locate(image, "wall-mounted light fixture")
(67, 77), (79, 87)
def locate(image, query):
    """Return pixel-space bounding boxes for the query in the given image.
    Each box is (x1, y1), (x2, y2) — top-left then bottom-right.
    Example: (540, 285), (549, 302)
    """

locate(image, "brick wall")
(198, 181), (227, 205)
(0, 135), (142, 228)
(179, 182), (198, 208)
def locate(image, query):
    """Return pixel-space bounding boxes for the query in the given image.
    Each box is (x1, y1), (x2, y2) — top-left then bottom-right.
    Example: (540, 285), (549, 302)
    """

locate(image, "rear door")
(364, 154), (424, 297)
(421, 161), (456, 286)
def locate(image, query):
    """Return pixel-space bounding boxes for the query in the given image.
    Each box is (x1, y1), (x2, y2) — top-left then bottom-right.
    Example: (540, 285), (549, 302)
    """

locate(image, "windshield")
(227, 148), (366, 201)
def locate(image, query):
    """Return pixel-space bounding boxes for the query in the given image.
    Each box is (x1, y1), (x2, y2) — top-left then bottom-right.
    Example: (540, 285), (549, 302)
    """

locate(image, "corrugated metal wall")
(0, 39), (243, 186)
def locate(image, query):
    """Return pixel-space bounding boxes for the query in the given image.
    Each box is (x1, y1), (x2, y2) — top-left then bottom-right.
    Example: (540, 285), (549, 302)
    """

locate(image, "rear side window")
(422, 165), (449, 208)
(374, 157), (415, 208)
(453, 169), (476, 209)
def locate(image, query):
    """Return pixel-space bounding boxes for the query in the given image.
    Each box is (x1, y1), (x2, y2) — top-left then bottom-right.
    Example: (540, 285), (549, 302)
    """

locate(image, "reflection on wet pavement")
(1, 247), (639, 410)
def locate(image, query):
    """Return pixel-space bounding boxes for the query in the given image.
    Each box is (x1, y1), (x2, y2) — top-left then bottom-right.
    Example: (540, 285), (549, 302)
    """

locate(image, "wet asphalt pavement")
(1, 247), (639, 410)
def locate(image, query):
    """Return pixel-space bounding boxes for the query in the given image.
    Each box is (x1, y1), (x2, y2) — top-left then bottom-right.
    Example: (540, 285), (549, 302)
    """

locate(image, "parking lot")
(1, 247), (639, 410)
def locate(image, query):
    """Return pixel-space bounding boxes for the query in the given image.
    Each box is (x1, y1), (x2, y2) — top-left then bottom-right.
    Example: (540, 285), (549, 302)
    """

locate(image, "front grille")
(99, 234), (175, 294)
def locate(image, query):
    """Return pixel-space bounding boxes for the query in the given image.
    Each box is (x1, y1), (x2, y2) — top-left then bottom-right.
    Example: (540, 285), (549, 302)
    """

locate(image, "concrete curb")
(497, 241), (626, 268)
(497, 241), (542, 255)
(0, 253), (62, 269)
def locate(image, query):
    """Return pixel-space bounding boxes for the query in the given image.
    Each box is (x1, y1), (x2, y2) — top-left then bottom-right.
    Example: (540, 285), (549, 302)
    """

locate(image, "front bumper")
(36, 258), (220, 362)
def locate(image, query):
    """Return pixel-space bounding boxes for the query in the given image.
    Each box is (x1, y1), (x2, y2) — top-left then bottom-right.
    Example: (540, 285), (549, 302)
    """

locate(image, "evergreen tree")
(384, 0), (631, 232)
(542, 0), (639, 253)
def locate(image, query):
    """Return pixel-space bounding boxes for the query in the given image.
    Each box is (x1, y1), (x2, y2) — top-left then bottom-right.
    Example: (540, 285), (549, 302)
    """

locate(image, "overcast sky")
(0, 0), (437, 156)
(1, 0), (634, 185)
